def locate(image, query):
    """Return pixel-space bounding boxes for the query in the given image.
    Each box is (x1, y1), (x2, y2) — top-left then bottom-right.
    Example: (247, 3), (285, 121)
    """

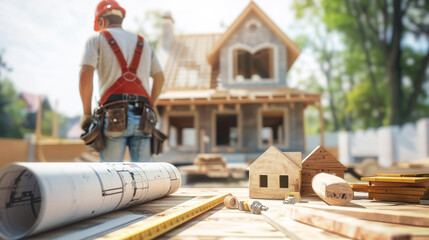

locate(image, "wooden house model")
(248, 146), (301, 199)
(301, 146), (347, 195)
(155, 2), (323, 162)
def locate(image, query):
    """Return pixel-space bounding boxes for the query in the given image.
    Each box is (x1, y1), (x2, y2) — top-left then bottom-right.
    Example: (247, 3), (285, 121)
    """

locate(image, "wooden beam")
(235, 104), (241, 111)
(318, 101), (325, 147)
(52, 99), (59, 138)
(157, 96), (321, 106)
(218, 104), (224, 112)
(295, 203), (429, 228)
(283, 205), (412, 240)
(35, 96), (43, 138)
(262, 103), (268, 110)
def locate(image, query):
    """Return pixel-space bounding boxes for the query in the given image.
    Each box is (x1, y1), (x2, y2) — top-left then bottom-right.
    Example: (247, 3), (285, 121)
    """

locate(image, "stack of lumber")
(178, 154), (233, 179)
(351, 173), (429, 203)
(193, 154), (227, 172)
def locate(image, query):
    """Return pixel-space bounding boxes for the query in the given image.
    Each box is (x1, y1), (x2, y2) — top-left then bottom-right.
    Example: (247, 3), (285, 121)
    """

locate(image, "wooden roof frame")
(206, 1), (301, 70)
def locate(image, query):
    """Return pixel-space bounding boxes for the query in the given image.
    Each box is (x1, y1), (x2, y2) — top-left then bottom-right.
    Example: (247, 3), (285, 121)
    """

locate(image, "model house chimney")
(162, 12), (174, 51)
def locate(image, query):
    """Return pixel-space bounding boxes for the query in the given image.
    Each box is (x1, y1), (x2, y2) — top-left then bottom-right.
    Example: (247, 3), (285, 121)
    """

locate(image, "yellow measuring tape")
(98, 193), (232, 240)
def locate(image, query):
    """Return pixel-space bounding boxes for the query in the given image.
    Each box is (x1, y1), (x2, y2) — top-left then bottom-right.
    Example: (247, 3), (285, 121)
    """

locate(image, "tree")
(325, 0), (429, 125)
(295, 0), (429, 127)
(0, 79), (27, 138)
(134, 10), (163, 48)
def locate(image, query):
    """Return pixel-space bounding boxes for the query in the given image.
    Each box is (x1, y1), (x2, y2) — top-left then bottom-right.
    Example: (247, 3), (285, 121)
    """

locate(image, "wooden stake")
(35, 96), (43, 138)
(52, 99), (59, 138)
(318, 101), (325, 147)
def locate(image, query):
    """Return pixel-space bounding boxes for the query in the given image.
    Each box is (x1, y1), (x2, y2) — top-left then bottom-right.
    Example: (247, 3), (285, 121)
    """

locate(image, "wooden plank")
(369, 193), (423, 203)
(350, 183), (370, 192)
(283, 205), (412, 240)
(351, 184), (427, 195)
(369, 181), (429, 187)
(367, 188), (427, 196)
(262, 211), (347, 240)
(295, 203), (429, 228)
(361, 176), (429, 183)
(376, 173), (429, 177)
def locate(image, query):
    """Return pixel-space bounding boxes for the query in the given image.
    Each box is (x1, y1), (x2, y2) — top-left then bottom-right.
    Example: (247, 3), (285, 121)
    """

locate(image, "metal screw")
(283, 196), (297, 205)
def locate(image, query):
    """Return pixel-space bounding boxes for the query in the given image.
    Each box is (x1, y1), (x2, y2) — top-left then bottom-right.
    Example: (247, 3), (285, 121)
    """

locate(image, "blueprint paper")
(0, 162), (181, 240)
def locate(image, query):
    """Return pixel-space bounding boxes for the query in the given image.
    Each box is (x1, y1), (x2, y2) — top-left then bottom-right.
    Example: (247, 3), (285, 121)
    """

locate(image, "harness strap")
(129, 35), (144, 74)
(98, 30), (153, 106)
(101, 30), (128, 74)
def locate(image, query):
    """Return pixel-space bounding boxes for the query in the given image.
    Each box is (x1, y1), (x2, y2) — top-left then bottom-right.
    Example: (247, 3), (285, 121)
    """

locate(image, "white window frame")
(228, 42), (279, 84)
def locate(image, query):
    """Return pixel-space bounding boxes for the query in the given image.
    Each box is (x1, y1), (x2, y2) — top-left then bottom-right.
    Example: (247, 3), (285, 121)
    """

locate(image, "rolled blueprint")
(0, 162), (181, 239)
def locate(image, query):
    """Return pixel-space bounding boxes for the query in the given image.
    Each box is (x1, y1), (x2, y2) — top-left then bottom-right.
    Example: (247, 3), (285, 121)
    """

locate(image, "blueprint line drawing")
(0, 162), (181, 240)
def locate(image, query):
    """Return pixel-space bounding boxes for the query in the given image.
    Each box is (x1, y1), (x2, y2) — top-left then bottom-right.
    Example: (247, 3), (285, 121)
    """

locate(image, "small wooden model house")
(248, 146), (302, 199)
(301, 146), (347, 195)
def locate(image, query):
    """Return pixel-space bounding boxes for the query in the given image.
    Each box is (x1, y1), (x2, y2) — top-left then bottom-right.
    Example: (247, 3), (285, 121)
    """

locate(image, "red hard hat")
(93, 0), (126, 31)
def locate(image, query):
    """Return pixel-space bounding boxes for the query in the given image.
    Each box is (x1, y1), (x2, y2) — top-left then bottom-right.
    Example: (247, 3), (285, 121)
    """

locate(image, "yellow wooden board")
(376, 173), (429, 177)
(361, 176), (429, 183)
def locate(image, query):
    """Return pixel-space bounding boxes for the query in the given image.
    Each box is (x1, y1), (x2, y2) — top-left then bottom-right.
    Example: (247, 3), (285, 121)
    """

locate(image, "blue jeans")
(100, 104), (152, 162)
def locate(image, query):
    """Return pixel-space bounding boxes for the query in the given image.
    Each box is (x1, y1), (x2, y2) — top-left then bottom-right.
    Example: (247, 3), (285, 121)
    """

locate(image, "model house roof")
(206, 1), (300, 70)
(248, 146), (302, 172)
(302, 146), (347, 170)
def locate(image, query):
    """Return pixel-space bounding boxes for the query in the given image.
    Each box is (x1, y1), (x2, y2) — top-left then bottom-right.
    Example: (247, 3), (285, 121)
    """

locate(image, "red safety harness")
(99, 30), (153, 106)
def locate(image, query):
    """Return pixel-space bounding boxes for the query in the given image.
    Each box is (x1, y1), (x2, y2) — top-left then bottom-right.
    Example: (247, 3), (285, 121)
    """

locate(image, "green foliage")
(0, 79), (27, 138)
(134, 10), (163, 49)
(294, 0), (429, 132)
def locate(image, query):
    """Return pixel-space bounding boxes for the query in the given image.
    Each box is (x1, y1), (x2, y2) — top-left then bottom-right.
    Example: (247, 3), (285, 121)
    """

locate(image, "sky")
(0, 0), (320, 117)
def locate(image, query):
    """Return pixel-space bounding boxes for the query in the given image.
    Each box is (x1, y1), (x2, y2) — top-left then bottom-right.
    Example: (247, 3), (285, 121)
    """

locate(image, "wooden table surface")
(29, 188), (429, 240)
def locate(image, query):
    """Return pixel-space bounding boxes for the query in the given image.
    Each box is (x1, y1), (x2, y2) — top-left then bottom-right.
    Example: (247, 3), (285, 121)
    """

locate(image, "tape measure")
(98, 193), (232, 240)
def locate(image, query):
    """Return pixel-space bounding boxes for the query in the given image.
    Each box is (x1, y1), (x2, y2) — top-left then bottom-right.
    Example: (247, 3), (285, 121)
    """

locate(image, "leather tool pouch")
(80, 109), (105, 152)
(105, 102), (128, 133)
(139, 104), (157, 134)
(151, 128), (167, 155)
(138, 104), (167, 155)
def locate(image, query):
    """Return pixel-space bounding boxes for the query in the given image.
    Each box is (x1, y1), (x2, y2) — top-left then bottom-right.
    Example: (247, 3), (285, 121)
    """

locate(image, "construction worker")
(79, 0), (165, 162)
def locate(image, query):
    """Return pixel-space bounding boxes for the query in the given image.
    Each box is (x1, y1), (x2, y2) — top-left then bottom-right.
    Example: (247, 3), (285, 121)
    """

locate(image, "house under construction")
(155, 2), (323, 162)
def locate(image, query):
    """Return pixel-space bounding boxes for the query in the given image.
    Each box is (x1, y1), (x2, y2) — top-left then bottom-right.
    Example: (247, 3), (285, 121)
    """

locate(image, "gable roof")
(302, 146), (347, 170)
(248, 146), (302, 170)
(207, 1), (301, 70)
(163, 33), (222, 91)
(19, 92), (50, 113)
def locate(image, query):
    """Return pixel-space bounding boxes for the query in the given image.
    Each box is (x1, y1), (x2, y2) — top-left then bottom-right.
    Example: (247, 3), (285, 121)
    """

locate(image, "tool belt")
(80, 98), (167, 155)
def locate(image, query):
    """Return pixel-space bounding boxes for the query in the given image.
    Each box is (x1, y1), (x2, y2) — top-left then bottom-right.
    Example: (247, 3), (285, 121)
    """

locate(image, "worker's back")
(81, 28), (161, 98)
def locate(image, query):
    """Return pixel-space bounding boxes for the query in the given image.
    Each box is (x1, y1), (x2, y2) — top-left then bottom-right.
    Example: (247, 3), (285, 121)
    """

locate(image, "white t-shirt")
(81, 28), (162, 98)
